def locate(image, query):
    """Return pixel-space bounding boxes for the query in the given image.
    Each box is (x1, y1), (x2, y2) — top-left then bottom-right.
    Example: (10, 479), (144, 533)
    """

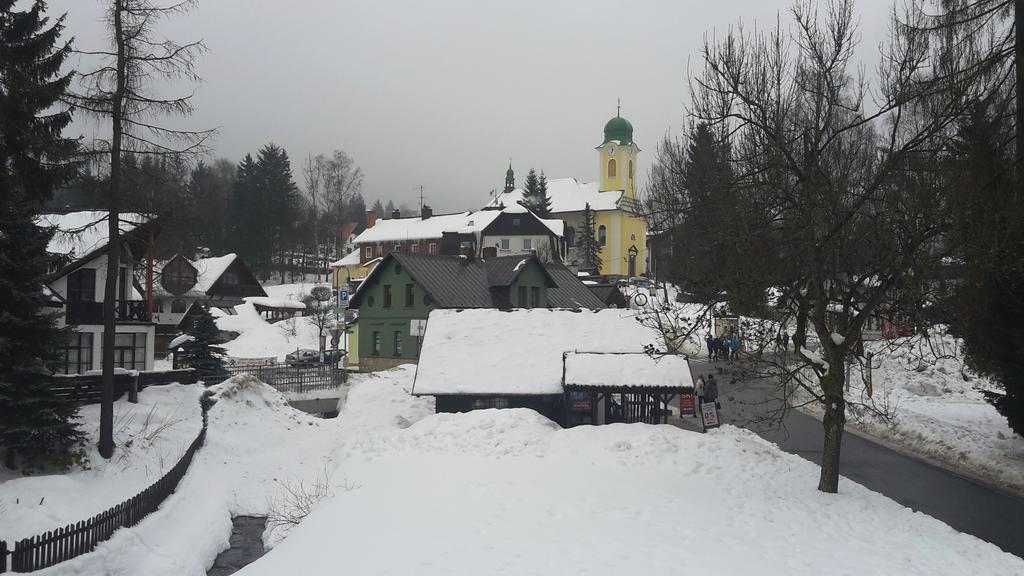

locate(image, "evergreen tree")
(180, 305), (226, 379)
(384, 199), (396, 218)
(371, 198), (385, 217)
(345, 192), (368, 231)
(535, 171), (553, 218)
(229, 154), (267, 274)
(256, 143), (299, 252)
(579, 202), (601, 273)
(521, 168), (540, 210)
(0, 0), (84, 470)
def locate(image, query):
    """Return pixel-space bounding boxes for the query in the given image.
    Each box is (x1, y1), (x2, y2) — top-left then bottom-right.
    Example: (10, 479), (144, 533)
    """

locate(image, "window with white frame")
(429, 243), (438, 255)
(500, 238), (510, 250)
(522, 238), (532, 250)
(364, 246), (372, 259)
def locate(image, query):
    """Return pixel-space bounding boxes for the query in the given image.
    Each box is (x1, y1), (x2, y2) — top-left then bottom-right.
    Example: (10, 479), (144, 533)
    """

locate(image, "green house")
(347, 252), (605, 372)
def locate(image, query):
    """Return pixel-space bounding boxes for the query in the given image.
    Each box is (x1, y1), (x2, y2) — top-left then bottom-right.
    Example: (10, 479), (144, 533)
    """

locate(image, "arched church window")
(598, 225), (607, 247)
(607, 159), (617, 178)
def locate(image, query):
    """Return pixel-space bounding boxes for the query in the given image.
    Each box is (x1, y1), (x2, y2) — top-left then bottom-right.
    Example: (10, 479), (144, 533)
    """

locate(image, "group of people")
(774, 330), (791, 353)
(706, 333), (741, 361)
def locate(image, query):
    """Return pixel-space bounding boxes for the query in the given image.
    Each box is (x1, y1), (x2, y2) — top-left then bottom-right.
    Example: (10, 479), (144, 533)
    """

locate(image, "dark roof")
(485, 256), (556, 288)
(588, 284), (629, 308)
(350, 252), (566, 309)
(544, 262), (608, 309)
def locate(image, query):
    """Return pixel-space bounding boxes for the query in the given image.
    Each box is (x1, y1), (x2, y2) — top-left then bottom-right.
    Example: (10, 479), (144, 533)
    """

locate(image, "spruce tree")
(384, 199), (396, 218)
(0, 0), (84, 471)
(579, 202), (601, 274)
(180, 305), (226, 379)
(521, 168), (539, 210)
(535, 171), (553, 218)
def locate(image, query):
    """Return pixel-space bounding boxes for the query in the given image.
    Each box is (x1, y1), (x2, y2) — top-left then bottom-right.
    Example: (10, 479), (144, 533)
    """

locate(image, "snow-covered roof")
(488, 178), (623, 214)
(413, 309), (667, 396)
(355, 211), (503, 244)
(36, 211), (155, 259)
(192, 254), (237, 293)
(563, 352), (692, 389)
(353, 205), (564, 245)
(330, 250), (362, 268)
(244, 296), (306, 310)
(168, 334), (195, 350)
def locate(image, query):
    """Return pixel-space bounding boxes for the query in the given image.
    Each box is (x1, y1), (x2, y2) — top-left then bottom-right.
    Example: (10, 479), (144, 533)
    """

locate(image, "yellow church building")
(490, 112), (646, 277)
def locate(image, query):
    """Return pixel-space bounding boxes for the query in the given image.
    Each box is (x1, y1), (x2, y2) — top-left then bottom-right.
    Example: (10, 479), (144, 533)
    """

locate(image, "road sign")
(339, 290), (349, 309)
(701, 401), (720, 430)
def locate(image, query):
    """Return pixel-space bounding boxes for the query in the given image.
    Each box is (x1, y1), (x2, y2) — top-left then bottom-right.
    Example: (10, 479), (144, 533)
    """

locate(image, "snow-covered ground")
(211, 282), (332, 362)
(815, 333), (1024, 493)
(0, 384), (204, 541)
(236, 366), (1024, 576)
(6, 365), (1024, 575)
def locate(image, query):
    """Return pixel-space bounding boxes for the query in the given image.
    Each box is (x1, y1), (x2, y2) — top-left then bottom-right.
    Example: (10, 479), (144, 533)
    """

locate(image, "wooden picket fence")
(0, 391), (214, 573)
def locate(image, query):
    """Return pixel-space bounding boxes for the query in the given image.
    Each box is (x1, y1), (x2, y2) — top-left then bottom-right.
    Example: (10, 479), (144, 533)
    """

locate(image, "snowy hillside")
(835, 333), (1024, 493)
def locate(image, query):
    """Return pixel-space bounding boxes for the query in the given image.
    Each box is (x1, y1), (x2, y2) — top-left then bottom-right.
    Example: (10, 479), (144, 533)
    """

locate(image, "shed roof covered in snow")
(413, 309), (675, 396)
(563, 352), (693, 390)
(352, 204), (563, 246)
(37, 211), (156, 259)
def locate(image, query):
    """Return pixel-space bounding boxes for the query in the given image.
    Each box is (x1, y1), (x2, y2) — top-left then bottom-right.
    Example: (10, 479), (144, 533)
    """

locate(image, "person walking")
(706, 335), (715, 360)
(704, 374), (720, 409)
(729, 334), (740, 360)
(782, 330), (790, 354)
(695, 375), (706, 406)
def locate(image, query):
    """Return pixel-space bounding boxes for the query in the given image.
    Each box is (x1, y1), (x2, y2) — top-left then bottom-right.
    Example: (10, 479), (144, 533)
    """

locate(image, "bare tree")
(303, 286), (335, 361)
(69, 0), (214, 458)
(686, 0), (973, 492)
(303, 154), (325, 278)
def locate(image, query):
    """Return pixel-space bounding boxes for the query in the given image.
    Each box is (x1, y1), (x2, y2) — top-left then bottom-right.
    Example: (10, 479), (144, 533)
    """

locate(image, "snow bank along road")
(689, 360), (1024, 559)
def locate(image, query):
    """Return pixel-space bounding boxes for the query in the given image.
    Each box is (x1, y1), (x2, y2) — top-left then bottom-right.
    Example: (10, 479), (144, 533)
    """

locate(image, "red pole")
(146, 229), (154, 319)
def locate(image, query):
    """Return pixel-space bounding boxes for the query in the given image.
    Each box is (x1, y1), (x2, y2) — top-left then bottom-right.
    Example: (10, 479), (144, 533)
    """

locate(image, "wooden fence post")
(128, 373), (139, 403)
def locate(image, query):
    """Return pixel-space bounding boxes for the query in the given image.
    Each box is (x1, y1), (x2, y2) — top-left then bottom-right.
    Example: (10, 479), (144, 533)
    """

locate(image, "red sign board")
(680, 394), (695, 415)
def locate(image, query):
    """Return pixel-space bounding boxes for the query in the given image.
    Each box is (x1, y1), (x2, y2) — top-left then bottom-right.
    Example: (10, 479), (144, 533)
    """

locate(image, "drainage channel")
(207, 516), (268, 575)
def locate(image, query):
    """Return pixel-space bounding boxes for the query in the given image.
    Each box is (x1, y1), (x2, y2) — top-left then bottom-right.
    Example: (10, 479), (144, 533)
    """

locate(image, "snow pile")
(216, 301), (321, 361)
(838, 334), (1024, 493)
(236, 368), (1024, 576)
(0, 384), (204, 542)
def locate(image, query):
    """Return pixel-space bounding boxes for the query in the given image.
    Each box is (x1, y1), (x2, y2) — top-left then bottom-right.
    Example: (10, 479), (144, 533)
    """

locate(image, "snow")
(800, 347), (830, 373)
(236, 368), (1024, 576)
(168, 334), (195, 350)
(413, 309), (665, 396)
(355, 211), (502, 244)
(488, 177), (623, 213)
(512, 258), (528, 272)
(821, 333), (1024, 493)
(831, 332), (845, 345)
(564, 352), (693, 389)
(9, 366), (1024, 575)
(244, 296), (306, 310)
(36, 211), (154, 259)
(216, 301), (321, 361)
(191, 254), (237, 293)
(329, 250), (361, 267)
(0, 384), (204, 541)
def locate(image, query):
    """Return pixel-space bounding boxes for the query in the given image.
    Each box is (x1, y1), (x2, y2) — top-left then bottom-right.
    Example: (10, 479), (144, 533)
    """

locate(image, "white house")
(38, 211), (159, 374)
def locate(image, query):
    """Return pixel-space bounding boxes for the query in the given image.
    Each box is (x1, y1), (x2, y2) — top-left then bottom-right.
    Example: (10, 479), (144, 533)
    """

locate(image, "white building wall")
(481, 234), (556, 260)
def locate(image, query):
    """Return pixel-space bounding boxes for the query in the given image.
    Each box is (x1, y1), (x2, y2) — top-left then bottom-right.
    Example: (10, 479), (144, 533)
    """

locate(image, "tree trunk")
(794, 290), (809, 352)
(817, 365), (846, 493)
(1017, 0), (1023, 201)
(99, 0), (127, 459)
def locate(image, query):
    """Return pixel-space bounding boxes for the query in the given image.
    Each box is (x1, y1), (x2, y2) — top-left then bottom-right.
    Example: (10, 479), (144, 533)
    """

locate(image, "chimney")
(421, 204), (433, 219)
(391, 209), (402, 219)
(366, 209), (376, 228)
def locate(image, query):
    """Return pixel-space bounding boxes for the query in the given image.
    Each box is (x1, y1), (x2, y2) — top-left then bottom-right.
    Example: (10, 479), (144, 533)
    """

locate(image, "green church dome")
(603, 115), (634, 145)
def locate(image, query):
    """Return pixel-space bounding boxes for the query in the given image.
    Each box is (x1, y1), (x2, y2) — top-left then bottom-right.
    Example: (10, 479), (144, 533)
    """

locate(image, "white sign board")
(410, 319), (427, 337)
(701, 402), (720, 430)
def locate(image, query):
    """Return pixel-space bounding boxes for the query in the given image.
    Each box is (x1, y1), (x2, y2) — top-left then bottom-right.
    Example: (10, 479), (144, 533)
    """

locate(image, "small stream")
(207, 516), (268, 575)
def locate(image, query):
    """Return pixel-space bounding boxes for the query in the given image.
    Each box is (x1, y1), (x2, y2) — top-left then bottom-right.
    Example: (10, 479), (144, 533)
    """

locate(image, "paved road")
(686, 358), (1024, 559)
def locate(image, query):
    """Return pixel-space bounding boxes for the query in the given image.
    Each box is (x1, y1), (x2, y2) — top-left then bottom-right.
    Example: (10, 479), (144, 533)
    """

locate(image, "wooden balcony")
(66, 300), (150, 324)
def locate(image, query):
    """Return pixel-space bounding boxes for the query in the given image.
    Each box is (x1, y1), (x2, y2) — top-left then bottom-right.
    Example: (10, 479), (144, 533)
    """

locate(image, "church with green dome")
(492, 109), (647, 277)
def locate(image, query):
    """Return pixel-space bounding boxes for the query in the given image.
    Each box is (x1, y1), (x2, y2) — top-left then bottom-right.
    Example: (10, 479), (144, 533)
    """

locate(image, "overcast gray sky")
(47, 0), (891, 213)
